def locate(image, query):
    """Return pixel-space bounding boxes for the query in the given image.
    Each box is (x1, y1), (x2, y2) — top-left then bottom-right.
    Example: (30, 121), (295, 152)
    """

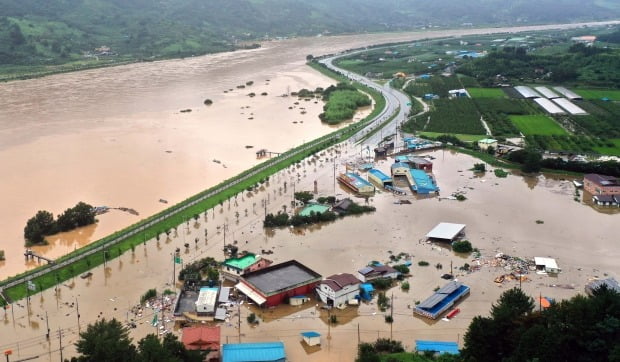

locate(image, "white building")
(316, 273), (361, 307)
(477, 138), (498, 151)
(195, 287), (218, 315)
(534, 257), (561, 274)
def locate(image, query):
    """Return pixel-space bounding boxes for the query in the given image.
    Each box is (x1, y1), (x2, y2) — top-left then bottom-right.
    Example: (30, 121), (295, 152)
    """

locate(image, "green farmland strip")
(418, 132), (487, 142)
(467, 87), (507, 99)
(574, 89), (620, 101)
(509, 115), (568, 136)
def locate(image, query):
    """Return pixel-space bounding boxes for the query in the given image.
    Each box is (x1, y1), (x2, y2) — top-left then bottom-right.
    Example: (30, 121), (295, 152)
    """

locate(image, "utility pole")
(223, 224), (226, 258)
(390, 293), (394, 340)
(58, 327), (63, 362)
(237, 301), (241, 343)
(357, 323), (360, 346)
(333, 160), (336, 195)
(327, 308), (331, 340)
(76, 298), (80, 332)
(45, 311), (50, 340)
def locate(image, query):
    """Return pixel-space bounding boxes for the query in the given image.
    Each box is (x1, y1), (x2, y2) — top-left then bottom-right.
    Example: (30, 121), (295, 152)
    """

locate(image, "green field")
(509, 115), (568, 136)
(593, 138), (620, 156)
(418, 132), (487, 142)
(574, 89), (620, 101)
(467, 87), (507, 99)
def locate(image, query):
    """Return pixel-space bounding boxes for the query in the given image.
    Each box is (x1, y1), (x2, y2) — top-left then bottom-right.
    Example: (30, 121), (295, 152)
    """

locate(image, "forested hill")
(1, 0), (619, 69)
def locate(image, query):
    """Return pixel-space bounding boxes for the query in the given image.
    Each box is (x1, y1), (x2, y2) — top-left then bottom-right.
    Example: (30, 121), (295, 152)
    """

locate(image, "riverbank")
(0, 71), (386, 303)
(2, 20), (618, 280)
(1, 143), (616, 361)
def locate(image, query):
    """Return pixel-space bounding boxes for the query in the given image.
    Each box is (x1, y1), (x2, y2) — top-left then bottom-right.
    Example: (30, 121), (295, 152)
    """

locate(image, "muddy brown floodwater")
(1, 144), (617, 361)
(1, 21), (618, 279)
(1, 21), (619, 361)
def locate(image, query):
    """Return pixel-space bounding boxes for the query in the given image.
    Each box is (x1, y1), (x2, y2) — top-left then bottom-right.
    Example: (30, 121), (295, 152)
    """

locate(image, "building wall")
(247, 259), (272, 273)
(264, 282), (320, 307)
(478, 141), (497, 151)
(584, 179), (620, 195)
(317, 284), (360, 306)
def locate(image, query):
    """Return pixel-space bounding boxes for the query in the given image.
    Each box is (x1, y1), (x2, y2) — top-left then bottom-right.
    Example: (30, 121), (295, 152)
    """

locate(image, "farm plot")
(474, 98), (532, 136)
(509, 115), (568, 136)
(592, 138), (620, 156)
(467, 87), (507, 99)
(423, 98), (485, 134)
(525, 135), (608, 153)
(574, 100), (620, 138)
(574, 89), (620, 101)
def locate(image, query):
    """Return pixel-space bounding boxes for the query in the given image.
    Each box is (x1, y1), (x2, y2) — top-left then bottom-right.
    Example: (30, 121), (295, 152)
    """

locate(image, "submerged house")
(316, 273), (361, 307)
(221, 253), (272, 281)
(357, 265), (399, 283)
(235, 260), (321, 307)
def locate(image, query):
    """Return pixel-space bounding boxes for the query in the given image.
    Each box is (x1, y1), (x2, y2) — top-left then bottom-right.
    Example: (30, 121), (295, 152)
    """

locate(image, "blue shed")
(223, 342), (286, 362)
(359, 283), (375, 301)
(415, 340), (460, 355)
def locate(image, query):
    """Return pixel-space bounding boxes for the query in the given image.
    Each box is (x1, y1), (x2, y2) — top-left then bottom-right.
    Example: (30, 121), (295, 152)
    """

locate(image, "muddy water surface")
(1, 144), (617, 361)
(1, 21), (617, 278)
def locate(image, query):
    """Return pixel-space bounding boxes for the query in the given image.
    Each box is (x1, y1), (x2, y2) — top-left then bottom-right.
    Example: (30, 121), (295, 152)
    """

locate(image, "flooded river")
(1, 21), (619, 361)
(1, 21), (618, 279)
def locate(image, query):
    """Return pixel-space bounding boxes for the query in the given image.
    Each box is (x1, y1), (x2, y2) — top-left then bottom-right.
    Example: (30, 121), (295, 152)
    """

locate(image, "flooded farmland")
(1, 144), (617, 361)
(1, 21), (617, 279)
(1, 21), (619, 361)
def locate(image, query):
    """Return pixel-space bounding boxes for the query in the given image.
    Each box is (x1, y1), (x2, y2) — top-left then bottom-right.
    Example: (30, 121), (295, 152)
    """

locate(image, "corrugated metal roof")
(358, 266), (373, 275)
(533, 98), (565, 114)
(235, 282), (266, 305)
(417, 293), (446, 309)
(368, 169), (392, 182)
(438, 281), (461, 294)
(554, 86), (582, 100)
(222, 342), (285, 362)
(416, 340), (460, 355)
(215, 308), (227, 321)
(218, 287), (231, 303)
(425, 223), (466, 240)
(534, 86), (560, 99)
(552, 98), (587, 115)
(514, 86), (540, 98)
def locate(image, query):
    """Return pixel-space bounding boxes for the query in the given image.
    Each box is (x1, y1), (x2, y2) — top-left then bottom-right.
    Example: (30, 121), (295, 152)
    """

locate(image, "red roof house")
(182, 326), (220, 361)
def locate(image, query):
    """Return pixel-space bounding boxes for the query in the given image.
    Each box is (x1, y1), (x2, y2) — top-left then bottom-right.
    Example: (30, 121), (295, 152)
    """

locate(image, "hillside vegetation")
(0, 0), (619, 77)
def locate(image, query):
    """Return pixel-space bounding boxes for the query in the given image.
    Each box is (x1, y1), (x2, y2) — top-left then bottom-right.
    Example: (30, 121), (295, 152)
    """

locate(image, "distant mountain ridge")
(0, 0), (618, 67)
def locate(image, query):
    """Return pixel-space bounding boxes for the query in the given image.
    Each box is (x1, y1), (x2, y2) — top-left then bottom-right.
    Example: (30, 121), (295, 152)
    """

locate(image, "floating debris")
(180, 109), (192, 113)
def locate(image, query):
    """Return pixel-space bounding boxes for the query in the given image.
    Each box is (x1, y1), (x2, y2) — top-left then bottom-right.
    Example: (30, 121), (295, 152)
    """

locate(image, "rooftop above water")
(224, 253), (259, 270)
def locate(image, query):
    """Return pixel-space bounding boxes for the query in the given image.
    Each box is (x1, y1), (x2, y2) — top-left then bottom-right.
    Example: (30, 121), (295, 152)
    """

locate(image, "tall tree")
(75, 318), (137, 362)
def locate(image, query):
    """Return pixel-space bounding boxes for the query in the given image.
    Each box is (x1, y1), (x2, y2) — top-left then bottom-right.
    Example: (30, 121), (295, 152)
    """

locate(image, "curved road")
(319, 54), (410, 148)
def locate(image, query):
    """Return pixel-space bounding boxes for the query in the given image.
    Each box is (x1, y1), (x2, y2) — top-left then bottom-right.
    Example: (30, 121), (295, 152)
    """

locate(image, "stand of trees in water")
(69, 318), (205, 362)
(318, 82), (372, 124)
(23, 202), (96, 246)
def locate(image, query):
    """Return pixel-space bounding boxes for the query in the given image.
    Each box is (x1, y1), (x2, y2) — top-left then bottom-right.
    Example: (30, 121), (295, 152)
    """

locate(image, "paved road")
(319, 50), (411, 149)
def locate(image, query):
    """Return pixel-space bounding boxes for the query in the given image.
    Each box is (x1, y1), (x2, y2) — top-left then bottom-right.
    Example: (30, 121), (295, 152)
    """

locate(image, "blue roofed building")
(410, 169), (438, 194)
(415, 340), (460, 355)
(222, 342), (286, 362)
(414, 281), (470, 319)
(368, 169), (393, 188)
(337, 172), (375, 193)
